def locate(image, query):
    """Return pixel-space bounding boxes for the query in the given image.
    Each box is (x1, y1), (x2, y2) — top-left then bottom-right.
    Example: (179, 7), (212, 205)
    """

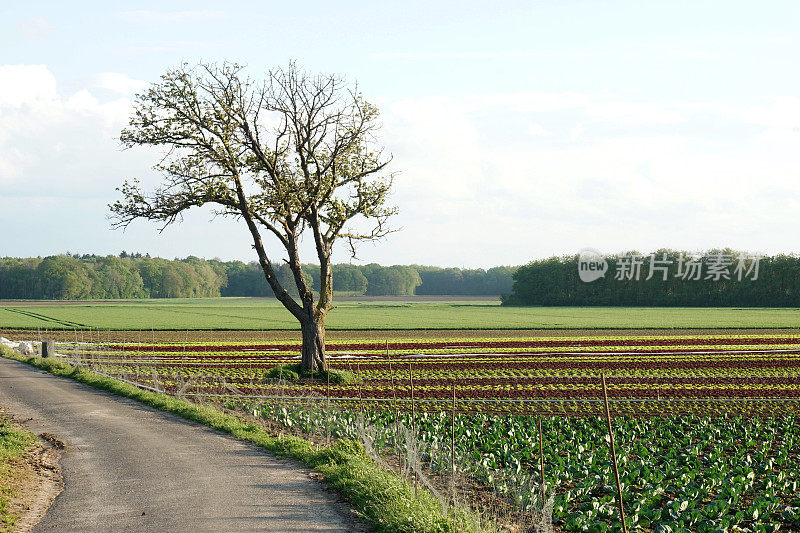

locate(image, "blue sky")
(1, 1), (799, 267)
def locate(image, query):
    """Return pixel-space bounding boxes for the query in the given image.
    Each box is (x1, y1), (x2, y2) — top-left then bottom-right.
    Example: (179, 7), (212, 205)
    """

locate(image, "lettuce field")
(38, 331), (800, 531)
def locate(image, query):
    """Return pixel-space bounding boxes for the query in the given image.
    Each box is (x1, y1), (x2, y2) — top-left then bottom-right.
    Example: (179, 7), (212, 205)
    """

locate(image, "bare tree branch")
(109, 61), (397, 371)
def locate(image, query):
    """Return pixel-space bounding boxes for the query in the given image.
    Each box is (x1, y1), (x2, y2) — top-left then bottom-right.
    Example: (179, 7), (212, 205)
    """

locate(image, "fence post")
(451, 383), (456, 508)
(387, 343), (401, 470)
(602, 373), (628, 533)
(326, 369), (331, 445)
(41, 339), (55, 357)
(538, 416), (546, 507)
(409, 362), (417, 494)
(357, 361), (364, 419)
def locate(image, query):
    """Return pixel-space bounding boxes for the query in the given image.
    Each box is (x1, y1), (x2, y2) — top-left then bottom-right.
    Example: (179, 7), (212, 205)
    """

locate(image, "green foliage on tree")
(108, 62), (397, 371)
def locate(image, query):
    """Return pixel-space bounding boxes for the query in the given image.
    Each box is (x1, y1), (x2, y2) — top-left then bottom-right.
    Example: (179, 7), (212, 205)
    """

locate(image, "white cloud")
(369, 91), (800, 266)
(384, 97), (485, 203)
(92, 73), (148, 96)
(585, 101), (686, 125)
(0, 65), (58, 108)
(569, 124), (584, 141)
(0, 64), (146, 193)
(3, 65), (799, 266)
(527, 124), (551, 137)
(18, 17), (52, 39)
(118, 10), (226, 23)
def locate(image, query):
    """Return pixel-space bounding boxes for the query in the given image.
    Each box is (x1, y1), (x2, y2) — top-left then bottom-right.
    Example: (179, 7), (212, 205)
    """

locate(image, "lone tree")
(110, 63), (396, 372)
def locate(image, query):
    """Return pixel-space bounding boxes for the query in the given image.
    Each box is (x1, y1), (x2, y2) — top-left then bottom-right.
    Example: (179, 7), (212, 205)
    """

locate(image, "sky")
(1, 1), (799, 268)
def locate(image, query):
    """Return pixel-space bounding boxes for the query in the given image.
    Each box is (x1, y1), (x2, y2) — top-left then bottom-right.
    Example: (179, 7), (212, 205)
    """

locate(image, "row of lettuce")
(0, 255), (514, 300)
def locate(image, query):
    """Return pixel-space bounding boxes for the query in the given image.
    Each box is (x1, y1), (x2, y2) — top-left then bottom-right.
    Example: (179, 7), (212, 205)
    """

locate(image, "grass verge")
(0, 413), (37, 531)
(0, 346), (487, 533)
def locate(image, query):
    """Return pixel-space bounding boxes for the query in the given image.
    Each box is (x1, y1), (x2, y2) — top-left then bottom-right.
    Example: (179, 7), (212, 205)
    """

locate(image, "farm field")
(2, 298), (800, 330)
(31, 331), (800, 531)
(61, 333), (800, 417)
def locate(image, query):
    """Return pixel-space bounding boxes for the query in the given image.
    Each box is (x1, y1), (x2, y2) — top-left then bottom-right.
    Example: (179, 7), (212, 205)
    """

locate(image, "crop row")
(104, 344), (800, 358)
(106, 335), (800, 352)
(85, 356), (800, 374)
(92, 360), (800, 405)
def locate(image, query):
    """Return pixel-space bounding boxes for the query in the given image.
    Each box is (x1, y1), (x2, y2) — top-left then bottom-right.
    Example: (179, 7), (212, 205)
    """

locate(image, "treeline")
(502, 250), (800, 306)
(0, 255), (226, 300)
(0, 254), (515, 300)
(205, 262), (515, 297)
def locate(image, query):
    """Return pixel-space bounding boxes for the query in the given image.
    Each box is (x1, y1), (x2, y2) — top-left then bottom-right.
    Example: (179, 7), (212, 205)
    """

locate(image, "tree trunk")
(300, 316), (327, 373)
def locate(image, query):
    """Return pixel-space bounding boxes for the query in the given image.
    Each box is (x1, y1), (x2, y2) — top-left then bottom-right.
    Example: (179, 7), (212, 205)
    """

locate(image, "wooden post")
(357, 361), (364, 418)
(326, 369), (331, 446)
(278, 364), (284, 399)
(602, 374), (628, 533)
(136, 330), (141, 382)
(41, 339), (55, 358)
(409, 362), (417, 493)
(387, 342), (400, 469)
(310, 357), (314, 437)
(538, 416), (546, 507)
(451, 383), (456, 507)
(92, 328), (96, 369)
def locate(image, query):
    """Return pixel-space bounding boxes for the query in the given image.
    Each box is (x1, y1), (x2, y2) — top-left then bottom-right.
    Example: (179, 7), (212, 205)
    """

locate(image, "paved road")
(0, 357), (365, 532)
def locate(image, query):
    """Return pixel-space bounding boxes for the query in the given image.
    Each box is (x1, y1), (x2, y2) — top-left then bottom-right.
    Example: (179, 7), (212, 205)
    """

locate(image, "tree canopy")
(110, 62), (396, 370)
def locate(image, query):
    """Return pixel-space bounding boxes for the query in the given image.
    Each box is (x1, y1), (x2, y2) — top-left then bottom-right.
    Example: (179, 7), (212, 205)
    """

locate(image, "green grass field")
(2, 298), (800, 330)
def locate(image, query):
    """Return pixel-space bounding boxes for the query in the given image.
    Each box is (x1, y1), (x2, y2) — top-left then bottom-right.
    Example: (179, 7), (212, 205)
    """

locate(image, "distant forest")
(503, 250), (800, 306)
(0, 254), (516, 300)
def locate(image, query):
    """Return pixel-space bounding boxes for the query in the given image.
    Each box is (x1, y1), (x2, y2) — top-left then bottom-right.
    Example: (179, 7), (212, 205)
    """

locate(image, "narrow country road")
(0, 357), (366, 532)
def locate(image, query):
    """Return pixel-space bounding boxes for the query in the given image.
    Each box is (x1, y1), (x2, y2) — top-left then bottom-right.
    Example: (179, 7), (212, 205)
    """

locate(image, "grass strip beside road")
(0, 346), (486, 533)
(0, 414), (37, 531)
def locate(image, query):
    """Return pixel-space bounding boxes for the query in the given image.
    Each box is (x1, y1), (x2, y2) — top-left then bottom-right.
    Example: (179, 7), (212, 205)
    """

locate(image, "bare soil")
(5, 433), (64, 532)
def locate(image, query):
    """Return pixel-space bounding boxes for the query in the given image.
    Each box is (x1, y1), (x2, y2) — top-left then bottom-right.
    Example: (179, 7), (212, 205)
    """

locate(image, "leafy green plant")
(264, 363), (357, 384)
